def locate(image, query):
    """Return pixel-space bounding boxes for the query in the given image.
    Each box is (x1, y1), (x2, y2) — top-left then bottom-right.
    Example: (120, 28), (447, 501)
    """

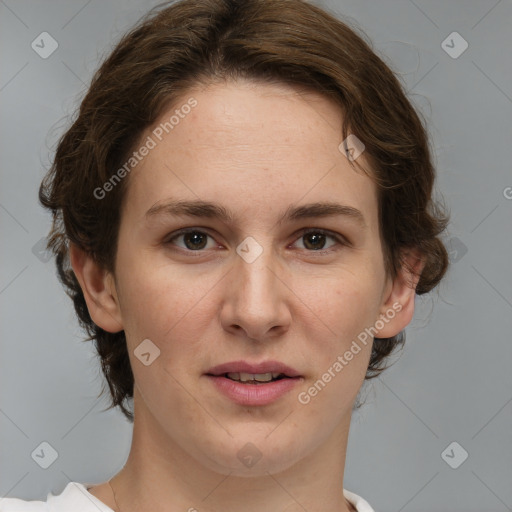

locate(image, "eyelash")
(164, 227), (349, 256)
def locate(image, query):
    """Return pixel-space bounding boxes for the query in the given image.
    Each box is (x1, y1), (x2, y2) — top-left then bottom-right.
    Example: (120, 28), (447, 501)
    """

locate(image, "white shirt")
(0, 482), (376, 511)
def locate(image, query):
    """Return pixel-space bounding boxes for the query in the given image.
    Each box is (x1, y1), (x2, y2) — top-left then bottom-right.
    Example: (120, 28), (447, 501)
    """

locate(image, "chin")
(193, 430), (307, 477)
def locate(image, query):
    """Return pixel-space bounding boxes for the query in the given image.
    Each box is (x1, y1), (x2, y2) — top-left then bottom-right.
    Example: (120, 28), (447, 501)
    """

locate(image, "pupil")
(304, 233), (325, 250)
(184, 232), (207, 250)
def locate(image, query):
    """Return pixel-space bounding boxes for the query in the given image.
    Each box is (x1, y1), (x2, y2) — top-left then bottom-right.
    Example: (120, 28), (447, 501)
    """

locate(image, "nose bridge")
(234, 234), (279, 301)
(223, 234), (289, 338)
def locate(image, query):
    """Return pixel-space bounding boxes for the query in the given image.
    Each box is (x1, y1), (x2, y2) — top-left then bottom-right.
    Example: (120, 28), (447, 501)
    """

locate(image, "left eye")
(293, 228), (343, 252)
(165, 228), (346, 253)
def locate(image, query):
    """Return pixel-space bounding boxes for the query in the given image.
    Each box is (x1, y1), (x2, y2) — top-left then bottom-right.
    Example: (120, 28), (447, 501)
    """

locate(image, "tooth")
(254, 373), (273, 382)
(271, 372), (283, 379)
(226, 372), (277, 383)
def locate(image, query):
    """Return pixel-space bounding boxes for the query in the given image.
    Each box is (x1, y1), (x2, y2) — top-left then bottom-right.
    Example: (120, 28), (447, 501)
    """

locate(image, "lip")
(206, 374), (302, 406)
(205, 360), (303, 406)
(206, 360), (301, 377)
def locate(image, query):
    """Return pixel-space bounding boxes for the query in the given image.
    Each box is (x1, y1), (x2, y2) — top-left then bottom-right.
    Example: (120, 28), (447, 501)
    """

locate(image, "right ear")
(69, 242), (124, 333)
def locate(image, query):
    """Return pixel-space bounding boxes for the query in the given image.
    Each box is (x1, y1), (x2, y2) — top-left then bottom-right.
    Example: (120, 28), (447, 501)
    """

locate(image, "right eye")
(164, 228), (219, 252)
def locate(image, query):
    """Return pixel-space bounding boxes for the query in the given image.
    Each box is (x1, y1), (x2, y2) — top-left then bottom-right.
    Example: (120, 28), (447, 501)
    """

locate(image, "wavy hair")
(39, 0), (449, 422)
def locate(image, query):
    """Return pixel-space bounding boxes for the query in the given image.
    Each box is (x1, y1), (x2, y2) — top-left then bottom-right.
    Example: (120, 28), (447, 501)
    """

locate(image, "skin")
(71, 78), (424, 512)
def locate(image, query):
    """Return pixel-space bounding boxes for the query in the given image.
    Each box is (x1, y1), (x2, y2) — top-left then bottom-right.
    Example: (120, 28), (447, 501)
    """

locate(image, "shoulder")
(0, 482), (113, 512)
(343, 488), (376, 512)
(0, 493), (48, 512)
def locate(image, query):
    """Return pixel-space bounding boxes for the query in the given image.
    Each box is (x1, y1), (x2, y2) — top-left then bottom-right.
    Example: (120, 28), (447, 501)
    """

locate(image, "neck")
(109, 391), (357, 512)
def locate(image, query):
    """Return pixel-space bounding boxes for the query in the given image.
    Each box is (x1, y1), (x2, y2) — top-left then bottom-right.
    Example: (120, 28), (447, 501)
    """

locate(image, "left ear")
(374, 247), (426, 338)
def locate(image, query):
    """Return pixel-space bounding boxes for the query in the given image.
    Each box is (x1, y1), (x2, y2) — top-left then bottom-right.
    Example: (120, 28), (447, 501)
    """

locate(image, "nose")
(219, 239), (291, 342)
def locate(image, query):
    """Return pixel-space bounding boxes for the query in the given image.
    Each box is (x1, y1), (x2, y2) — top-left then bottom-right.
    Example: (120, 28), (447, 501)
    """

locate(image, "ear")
(69, 242), (124, 333)
(374, 247), (426, 338)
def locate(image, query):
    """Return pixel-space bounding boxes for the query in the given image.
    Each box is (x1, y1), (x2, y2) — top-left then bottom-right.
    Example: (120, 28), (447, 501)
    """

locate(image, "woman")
(1, 0), (448, 510)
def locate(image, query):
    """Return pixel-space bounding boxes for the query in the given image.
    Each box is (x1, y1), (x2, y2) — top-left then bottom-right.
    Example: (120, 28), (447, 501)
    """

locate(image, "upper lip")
(206, 360), (301, 378)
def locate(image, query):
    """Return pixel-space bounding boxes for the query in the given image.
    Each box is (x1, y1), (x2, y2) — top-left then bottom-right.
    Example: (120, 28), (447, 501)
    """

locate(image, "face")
(80, 78), (414, 477)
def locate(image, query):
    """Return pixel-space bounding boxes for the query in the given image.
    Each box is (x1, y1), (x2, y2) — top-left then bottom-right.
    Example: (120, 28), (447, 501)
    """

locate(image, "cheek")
(291, 270), (381, 397)
(296, 285), (375, 417)
(115, 253), (209, 339)
(298, 269), (382, 341)
(115, 261), (223, 400)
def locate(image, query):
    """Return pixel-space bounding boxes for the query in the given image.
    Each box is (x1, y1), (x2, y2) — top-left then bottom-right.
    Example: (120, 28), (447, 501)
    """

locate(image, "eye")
(164, 227), (348, 255)
(164, 228), (217, 252)
(291, 228), (347, 253)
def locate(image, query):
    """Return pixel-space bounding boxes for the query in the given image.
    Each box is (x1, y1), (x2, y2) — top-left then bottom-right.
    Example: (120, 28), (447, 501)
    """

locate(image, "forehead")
(121, 79), (378, 230)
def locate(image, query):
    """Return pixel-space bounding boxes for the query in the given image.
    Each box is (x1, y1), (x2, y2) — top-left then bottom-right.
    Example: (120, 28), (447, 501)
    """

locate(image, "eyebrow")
(144, 199), (366, 227)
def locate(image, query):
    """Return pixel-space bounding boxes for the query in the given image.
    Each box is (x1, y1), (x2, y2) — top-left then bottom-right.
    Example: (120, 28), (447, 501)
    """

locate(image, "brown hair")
(39, 0), (449, 422)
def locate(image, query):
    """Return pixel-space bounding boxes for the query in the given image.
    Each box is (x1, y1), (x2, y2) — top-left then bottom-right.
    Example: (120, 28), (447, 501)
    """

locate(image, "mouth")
(205, 360), (302, 380)
(205, 361), (303, 406)
(221, 372), (289, 384)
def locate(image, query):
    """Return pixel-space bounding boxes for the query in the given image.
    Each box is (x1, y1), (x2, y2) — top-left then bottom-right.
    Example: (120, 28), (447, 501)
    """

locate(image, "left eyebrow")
(144, 199), (366, 228)
(278, 201), (366, 228)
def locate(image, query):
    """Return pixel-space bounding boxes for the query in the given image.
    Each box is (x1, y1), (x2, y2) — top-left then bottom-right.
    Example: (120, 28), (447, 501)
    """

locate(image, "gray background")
(1, 0), (511, 510)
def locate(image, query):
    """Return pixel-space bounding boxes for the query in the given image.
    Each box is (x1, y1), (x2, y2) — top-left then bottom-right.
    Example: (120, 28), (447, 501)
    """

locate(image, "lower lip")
(206, 375), (302, 406)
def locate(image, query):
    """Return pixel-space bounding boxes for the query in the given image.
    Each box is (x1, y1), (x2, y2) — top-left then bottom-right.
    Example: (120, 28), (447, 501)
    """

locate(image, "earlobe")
(375, 248), (426, 338)
(69, 242), (124, 333)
